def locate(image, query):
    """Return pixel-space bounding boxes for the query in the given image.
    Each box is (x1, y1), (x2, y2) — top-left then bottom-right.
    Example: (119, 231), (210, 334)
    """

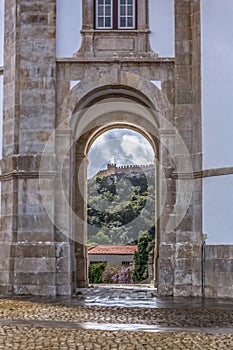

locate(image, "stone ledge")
(0, 171), (57, 181)
(173, 166), (233, 179)
(0, 154), (56, 174)
(56, 57), (175, 64)
(80, 29), (151, 34)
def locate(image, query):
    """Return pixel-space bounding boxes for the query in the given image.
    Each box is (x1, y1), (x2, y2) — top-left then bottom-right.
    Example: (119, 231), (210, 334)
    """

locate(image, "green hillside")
(87, 172), (155, 245)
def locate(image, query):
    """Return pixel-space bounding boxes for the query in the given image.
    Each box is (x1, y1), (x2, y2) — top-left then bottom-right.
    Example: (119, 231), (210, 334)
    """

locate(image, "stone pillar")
(0, 0), (57, 295)
(82, 0), (94, 30)
(157, 0), (202, 297)
(54, 130), (76, 295)
(173, 0), (202, 297)
(158, 131), (177, 296)
(74, 154), (88, 288)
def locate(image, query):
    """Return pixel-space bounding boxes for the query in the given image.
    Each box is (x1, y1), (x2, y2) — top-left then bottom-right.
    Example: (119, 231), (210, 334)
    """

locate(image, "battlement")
(96, 163), (154, 178)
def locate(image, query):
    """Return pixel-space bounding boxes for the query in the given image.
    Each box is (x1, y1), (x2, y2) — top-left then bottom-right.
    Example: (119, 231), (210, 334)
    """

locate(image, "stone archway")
(53, 69), (200, 296)
(0, 0), (203, 297)
(39, 73), (171, 294)
(71, 93), (161, 288)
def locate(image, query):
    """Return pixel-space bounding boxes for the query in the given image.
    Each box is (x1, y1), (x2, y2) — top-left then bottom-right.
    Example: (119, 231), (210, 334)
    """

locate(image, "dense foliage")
(89, 263), (134, 284)
(132, 230), (155, 283)
(87, 173), (155, 245)
(88, 262), (106, 284)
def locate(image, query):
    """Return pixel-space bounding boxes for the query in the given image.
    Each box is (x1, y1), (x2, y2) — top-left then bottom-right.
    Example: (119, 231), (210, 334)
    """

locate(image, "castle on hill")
(96, 163), (155, 179)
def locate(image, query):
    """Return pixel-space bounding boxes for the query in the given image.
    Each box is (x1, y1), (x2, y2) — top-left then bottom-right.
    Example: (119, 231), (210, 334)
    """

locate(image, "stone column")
(54, 130), (76, 295)
(0, 0), (57, 295)
(158, 130), (177, 296)
(173, 0), (202, 297)
(137, 0), (151, 53)
(82, 0), (94, 30)
(74, 154), (88, 288)
(79, 0), (94, 56)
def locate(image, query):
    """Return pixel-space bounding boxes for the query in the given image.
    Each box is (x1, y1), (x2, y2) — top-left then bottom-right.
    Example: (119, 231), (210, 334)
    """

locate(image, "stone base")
(0, 285), (13, 295)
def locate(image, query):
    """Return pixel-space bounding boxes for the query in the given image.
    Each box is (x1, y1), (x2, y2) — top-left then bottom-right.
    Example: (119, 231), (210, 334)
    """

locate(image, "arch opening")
(86, 128), (157, 285)
(71, 91), (161, 288)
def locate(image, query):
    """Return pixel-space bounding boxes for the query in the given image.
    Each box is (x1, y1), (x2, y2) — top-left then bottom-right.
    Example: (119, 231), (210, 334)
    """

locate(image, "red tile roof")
(88, 245), (138, 255)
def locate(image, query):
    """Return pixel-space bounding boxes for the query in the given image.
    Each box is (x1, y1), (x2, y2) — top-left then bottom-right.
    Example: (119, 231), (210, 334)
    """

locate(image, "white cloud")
(121, 134), (154, 165)
(88, 129), (154, 178)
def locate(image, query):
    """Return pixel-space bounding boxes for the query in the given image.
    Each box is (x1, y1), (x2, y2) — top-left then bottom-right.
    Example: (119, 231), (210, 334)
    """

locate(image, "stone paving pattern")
(0, 326), (233, 350)
(0, 299), (233, 328)
(0, 293), (232, 349)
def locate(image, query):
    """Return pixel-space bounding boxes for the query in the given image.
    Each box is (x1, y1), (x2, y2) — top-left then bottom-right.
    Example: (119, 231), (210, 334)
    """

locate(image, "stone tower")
(0, 0), (202, 296)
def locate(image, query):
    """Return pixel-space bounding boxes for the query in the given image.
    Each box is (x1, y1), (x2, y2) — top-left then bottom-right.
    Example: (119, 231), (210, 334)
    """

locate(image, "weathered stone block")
(14, 258), (56, 273)
(14, 272), (55, 285)
(159, 244), (176, 259)
(176, 243), (193, 258)
(14, 243), (55, 258)
(174, 284), (193, 297)
(0, 272), (11, 284)
(17, 232), (54, 243)
(56, 285), (73, 296)
(56, 257), (72, 273)
(14, 285), (56, 296)
(55, 242), (72, 258)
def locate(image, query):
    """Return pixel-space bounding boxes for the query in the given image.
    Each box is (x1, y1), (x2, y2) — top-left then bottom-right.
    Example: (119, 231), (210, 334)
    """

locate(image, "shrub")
(103, 265), (134, 284)
(88, 262), (106, 284)
(102, 265), (119, 283)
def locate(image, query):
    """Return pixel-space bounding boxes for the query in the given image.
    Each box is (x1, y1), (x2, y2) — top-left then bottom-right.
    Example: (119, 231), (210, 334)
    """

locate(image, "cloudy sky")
(0, 0), (233, 244)
(88, 129), (154, 178)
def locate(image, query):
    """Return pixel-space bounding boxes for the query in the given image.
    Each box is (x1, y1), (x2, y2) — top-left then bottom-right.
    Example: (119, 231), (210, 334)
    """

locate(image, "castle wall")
(96, 164), (155, 178)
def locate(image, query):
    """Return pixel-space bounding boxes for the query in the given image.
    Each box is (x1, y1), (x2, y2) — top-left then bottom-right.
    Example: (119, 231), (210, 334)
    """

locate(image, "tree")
(91, 230), (112, 244)
(87, 173), (155, 245)
(132, 231), (154, 283)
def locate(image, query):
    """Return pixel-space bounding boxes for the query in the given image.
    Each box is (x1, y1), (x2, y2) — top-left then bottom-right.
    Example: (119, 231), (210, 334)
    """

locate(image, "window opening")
(96, 0), (113, 29)
(95, 0), (136, 29)
(119, 0), (135, 29)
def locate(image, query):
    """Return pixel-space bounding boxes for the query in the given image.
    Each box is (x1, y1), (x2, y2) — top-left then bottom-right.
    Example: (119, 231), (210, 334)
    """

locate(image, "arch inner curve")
(72, 90), (161, 288)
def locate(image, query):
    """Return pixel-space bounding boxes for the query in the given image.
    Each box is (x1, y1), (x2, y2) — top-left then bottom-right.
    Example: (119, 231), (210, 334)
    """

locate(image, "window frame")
(118, 0), (136, 30)
(95, 0), (113, 30)
(90, 261), (107, 265)
(95, 0), (137, 30)
(122, 261), (132, 266)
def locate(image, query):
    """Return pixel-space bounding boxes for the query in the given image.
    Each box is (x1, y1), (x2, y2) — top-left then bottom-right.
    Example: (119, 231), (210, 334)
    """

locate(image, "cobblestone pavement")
(0, 285), (232, 349)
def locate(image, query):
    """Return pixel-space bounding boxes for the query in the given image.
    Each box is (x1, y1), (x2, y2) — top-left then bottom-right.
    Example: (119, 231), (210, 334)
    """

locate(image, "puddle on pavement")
(80, 322), (168, 332)
(82, 298), (159, 308)
(79, 322), (233, 334)
(75, 285), (233, 310)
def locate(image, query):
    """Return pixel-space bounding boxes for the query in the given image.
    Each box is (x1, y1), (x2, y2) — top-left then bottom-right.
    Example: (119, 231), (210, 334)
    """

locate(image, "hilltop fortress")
(96, 163), (155, 179)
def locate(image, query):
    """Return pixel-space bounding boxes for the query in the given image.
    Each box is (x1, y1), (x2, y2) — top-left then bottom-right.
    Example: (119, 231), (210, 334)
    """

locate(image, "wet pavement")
(75, 284), (233, 309)
(0, 284), (232, 349)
